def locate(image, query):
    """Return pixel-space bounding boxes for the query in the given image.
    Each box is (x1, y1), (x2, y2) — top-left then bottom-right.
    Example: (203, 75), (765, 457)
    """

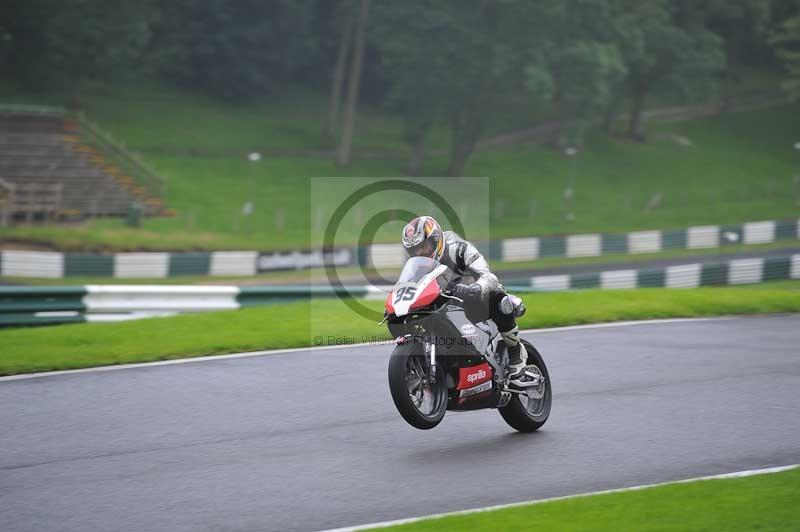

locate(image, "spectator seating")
(0, 109), (164, 224)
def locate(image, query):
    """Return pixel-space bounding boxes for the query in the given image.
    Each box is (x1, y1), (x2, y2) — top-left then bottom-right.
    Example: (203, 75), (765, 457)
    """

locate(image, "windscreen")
(396, 256), (440, 284)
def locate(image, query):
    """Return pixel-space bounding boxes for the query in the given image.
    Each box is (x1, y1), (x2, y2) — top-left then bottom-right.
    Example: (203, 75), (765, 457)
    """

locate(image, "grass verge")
(0, 83), (798, 251)
(2, 284), (800, 375)
(371, 466), (800, 532)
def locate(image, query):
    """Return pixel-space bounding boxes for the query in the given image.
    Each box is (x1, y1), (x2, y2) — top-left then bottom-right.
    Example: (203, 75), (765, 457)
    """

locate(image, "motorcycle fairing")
(389, 263), (449, 317)
(456, 361), (493, 404)
(442, 306), (497, 357)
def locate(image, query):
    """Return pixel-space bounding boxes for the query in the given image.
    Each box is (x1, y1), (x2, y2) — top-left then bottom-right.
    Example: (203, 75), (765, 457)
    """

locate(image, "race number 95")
(394, 286), (417, 303)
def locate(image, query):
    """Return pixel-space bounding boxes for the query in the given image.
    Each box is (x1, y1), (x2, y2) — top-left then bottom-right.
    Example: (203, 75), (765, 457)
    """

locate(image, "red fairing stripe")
(409, 280), (440, 310)
(384, 292), (395, 314)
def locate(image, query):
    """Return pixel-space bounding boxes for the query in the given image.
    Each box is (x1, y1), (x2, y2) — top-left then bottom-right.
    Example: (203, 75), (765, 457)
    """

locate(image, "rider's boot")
(501, 326), (529, 388)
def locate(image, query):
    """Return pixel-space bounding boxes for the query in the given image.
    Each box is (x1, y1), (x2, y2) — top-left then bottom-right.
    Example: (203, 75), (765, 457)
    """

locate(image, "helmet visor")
(405, 239), (435, 258)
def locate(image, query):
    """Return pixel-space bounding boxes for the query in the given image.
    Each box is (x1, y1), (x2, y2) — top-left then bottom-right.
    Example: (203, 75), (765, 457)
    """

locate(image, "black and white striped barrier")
(514, 254), (800, 290)
(1, 219), (798, 279)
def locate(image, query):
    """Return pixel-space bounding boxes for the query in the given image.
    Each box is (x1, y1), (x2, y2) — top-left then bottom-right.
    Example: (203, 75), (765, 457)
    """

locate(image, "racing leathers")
(438, 231), (529, 385)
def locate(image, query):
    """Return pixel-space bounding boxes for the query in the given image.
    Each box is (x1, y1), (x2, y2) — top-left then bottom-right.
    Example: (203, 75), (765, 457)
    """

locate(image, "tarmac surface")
(2, 315), (799, 531)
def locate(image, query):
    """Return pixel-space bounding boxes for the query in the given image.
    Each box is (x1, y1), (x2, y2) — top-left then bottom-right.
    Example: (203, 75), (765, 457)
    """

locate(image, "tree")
(0, 0), (158, 96)
(373, 1), (458, 175)
(770, 12), (800, 100)
(323, 5), (354, 138)
(706, 0), (771, 109)
(442, 1), (510, 178)
(336, 0), (370, 167)
(146, 0), (318, 99)
(611, 0), (724, 140)
(44, 1), (156, 96)
(535, 0), (626, 148)
(377, 0), (552, 177)
(0, 0), (48, 87)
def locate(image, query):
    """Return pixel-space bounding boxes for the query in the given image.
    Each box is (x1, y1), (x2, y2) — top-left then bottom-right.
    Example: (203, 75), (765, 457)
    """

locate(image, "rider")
(400, 215), (529, 387)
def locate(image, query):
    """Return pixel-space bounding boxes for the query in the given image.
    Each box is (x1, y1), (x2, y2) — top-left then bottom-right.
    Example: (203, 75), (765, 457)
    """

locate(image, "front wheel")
(498, 339), (552, 432)
(388, 344), (447, 430)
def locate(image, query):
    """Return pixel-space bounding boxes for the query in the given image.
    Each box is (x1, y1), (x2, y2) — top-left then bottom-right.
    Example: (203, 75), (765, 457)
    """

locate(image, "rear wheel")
(498, 340), (552, 432)
(388, 346), (447, 430)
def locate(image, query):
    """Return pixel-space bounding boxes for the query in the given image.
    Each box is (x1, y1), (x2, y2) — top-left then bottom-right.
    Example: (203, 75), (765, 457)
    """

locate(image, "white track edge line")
(0, 315), (751, 382)
(317, 464), (799, 532)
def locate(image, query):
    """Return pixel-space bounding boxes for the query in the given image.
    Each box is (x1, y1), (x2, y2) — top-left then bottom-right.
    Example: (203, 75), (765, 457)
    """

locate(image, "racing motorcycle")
(382, 256), (551, 432)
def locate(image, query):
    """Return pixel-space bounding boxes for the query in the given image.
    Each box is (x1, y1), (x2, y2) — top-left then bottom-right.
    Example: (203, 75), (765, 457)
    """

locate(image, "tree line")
(1, 0), (798, 176)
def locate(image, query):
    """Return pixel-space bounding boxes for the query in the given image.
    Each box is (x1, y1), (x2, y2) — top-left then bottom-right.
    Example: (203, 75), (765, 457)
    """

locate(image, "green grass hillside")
(1, 84), (799, 251)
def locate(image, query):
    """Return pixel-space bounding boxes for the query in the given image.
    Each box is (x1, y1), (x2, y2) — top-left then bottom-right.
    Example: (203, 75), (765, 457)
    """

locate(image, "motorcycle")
(382, 256), (551, 432)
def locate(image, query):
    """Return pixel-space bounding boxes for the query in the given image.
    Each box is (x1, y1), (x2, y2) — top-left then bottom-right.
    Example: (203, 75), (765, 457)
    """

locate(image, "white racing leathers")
(438, 231), (499, 301)
(438, 231), (527, 371)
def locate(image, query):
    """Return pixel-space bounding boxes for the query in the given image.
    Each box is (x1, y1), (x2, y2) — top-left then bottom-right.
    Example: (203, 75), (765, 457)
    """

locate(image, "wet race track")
(2, 315), (799, 531)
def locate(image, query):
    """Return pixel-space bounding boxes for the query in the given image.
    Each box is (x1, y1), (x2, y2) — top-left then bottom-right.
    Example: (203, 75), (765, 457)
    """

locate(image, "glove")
(452, 283), (482, 300)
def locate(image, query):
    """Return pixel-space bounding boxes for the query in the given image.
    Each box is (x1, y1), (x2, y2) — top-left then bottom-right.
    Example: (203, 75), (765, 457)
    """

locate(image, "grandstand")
(0, 106), (165, 225)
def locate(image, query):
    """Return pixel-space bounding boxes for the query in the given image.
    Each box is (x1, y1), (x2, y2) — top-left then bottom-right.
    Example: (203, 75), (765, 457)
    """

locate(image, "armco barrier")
(1, 218), (798, 279)
(0, 286), (88, 326)
(236, 285), (378, 307)
(0, 284), (390, 326)
(1, 253), (797, 327)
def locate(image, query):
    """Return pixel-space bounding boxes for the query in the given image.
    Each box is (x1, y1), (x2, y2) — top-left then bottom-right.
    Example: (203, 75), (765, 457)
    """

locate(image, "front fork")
(396, 334), (437, 383)
(424, 340), (437, 383)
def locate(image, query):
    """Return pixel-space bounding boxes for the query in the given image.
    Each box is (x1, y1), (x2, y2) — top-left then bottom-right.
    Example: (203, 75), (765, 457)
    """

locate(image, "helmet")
(401, 216), (444, 259)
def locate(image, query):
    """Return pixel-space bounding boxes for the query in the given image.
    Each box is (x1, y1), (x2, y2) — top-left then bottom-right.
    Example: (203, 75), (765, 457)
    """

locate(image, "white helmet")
(401, 216), (444, 259)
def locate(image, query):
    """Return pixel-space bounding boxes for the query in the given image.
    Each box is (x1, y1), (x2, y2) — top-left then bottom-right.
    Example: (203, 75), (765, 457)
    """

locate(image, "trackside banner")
(256, 248), (354, 272)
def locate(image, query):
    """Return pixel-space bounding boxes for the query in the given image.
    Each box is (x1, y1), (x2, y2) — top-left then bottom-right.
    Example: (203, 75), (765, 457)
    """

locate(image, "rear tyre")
(498, 340), (552, 433)
(388, 345), (447, 430)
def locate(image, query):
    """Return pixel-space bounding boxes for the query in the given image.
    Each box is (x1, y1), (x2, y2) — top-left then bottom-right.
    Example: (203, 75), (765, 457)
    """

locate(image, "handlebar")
(441, 291), (464, 304)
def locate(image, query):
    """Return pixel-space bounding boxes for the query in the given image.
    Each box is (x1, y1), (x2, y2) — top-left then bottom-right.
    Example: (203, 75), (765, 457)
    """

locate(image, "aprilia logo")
(458, 362), (492, 390)
(467, 369), (486, 383)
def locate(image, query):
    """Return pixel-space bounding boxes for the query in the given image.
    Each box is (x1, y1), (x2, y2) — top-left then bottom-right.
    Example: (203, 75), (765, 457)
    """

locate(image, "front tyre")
(498, 340), (552, 433)
(388, 343), (447, 430)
